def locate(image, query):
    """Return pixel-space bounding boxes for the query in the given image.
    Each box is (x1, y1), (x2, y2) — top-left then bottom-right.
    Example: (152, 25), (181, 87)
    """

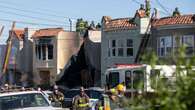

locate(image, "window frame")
(35, 38), (54, 61)
(126, 39), (134, 57)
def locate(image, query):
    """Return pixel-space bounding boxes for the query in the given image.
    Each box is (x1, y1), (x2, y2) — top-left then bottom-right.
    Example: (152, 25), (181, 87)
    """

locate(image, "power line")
(0, 18), (66, 27)
(0, 0), (100, 22)
(156, 0), (171, 16)
(131, 0), (170, 16)
(0, 3), (75, 22)
(131, 0), (142, 5)
(0, 0), (77, 20)
(0, 9), (69, 24)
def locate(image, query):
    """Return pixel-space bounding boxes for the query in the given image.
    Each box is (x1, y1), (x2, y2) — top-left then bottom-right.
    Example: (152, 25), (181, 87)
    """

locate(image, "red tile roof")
(9, 29), (25, 40)
(103, 18), (137, 31)
(152, 15), (195, 27)
(32, 28), (63, 38)
(14, 29), (25, 40)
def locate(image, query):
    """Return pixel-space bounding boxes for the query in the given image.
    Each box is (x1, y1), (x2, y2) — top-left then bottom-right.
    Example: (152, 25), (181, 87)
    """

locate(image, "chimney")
(154, 8), (159, 19)
(145, 0), (151, 17)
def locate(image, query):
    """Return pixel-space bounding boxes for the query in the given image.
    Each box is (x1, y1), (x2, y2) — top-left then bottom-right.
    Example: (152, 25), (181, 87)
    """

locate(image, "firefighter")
(2, 83), (10, 92)
(116, 82), (126, 96)
(72, 87), (90, 110)
(49, 85), (64, 106)
(116, 82), (128, 108)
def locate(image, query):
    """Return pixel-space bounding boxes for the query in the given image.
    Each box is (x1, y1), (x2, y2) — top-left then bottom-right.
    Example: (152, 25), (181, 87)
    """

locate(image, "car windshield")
(0, 93), (50, 109)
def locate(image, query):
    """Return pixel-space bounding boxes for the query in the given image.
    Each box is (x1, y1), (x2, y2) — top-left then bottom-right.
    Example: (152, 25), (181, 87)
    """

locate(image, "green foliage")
(125, 46), (195, 110)
(76, 18), (88, 33)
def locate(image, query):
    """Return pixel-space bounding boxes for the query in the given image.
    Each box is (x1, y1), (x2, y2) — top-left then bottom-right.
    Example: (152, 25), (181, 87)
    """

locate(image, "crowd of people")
(0, 83), (128, 110)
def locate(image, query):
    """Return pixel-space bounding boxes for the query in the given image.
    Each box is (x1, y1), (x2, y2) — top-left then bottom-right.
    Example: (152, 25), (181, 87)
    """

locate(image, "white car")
(0, 90), (63, 110)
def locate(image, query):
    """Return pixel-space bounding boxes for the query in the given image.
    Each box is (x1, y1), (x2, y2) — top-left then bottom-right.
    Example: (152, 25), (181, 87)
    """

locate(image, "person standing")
(49, 85), (64, 106)
(72, 87), (90, 110)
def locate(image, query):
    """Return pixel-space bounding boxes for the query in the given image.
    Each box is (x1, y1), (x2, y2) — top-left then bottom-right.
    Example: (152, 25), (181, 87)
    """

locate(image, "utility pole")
(2, 22), (16, 77)
(0, 26), (4, 37)
(69, 19), (72, 31)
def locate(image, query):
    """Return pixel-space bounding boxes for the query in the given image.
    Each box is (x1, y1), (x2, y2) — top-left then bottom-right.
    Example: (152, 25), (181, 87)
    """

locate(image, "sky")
(0, 0), (195, 44)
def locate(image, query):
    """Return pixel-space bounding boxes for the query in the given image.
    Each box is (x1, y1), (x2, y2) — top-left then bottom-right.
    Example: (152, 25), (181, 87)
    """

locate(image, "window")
(158, 35), (194, 57)
(150, 69), (160, 89)
(183, 35), (194, 55)
(173, 36), (182, 54)
(159, 36), (172, 57)
(42, 45), (46, 60)
(125, 70), (144, 89)
(48, 45), (53, 59)
(127, 39), (133, 56)
(35, 38), (53, 60)
(112, 49), (116, 56)
(117, 40), (124, 56)
(125, 70), (131, 89)
(110, 40), (116, 57)
(108, 72), (119, 88)
(108, 39), (133, 57)
(112, 40), (116, 47)
(133, 70), (144, 89)
(118, 48), (123, 56)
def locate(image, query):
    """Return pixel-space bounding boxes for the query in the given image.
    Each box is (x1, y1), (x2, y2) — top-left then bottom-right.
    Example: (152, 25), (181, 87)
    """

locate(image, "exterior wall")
(9, 37), (20, 70)
(23, 28), (35, 86)
(32, 31), (83, 86)
(101, 29), (142, 85)
(32, 37), (57, 86)
(150, 24), (195, 64)
(140, 17), (150, 34)
(57, 32), (82, 76)
(10, 37), (25, 72)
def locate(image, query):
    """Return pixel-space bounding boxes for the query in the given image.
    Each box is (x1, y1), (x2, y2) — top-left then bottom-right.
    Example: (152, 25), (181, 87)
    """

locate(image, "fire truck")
(105, 64), (179, 93)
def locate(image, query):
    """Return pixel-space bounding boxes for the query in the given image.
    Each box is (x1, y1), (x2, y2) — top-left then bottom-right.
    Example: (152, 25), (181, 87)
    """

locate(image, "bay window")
(158, 35), (194, 57)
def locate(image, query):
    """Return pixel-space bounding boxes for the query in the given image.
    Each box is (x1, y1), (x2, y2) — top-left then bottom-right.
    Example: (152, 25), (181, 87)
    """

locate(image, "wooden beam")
(2, 22), (16, 75)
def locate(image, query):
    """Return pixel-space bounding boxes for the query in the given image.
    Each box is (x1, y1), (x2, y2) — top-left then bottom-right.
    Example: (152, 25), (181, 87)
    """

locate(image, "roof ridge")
(159, 14), (193, 20)
(38, 27), (63, 30)
(111, 17), (131, 21)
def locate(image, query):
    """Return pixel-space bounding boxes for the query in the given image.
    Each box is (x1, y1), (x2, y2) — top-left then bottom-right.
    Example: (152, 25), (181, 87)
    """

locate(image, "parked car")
(42, 90), (53, 99)
(87, 87), (104, 110)
(0, 90), (63, 110)
(63, 88), (80, 108)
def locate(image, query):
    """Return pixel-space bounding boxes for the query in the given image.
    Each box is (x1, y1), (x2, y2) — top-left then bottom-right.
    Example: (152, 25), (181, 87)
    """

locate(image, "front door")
(39, 71), (50, 86)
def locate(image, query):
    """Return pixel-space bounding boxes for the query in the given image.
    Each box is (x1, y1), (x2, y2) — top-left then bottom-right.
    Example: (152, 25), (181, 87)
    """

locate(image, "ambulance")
(105, 64), (179, 93)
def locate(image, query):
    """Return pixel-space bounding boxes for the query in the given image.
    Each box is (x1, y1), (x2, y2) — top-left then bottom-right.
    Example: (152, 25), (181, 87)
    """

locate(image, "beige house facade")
(32, 28), (83, 86)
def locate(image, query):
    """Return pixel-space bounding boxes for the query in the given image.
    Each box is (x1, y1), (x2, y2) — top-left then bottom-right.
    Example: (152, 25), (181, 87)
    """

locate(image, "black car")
(63, 89), (80, 108)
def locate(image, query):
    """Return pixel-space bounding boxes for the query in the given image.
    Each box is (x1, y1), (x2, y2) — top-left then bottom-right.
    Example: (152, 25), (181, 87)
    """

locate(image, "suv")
(0, 90), (63, 110)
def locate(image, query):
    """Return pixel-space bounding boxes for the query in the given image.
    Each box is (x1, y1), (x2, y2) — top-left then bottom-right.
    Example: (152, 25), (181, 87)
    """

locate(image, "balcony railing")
(35, 60), (54, 68)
